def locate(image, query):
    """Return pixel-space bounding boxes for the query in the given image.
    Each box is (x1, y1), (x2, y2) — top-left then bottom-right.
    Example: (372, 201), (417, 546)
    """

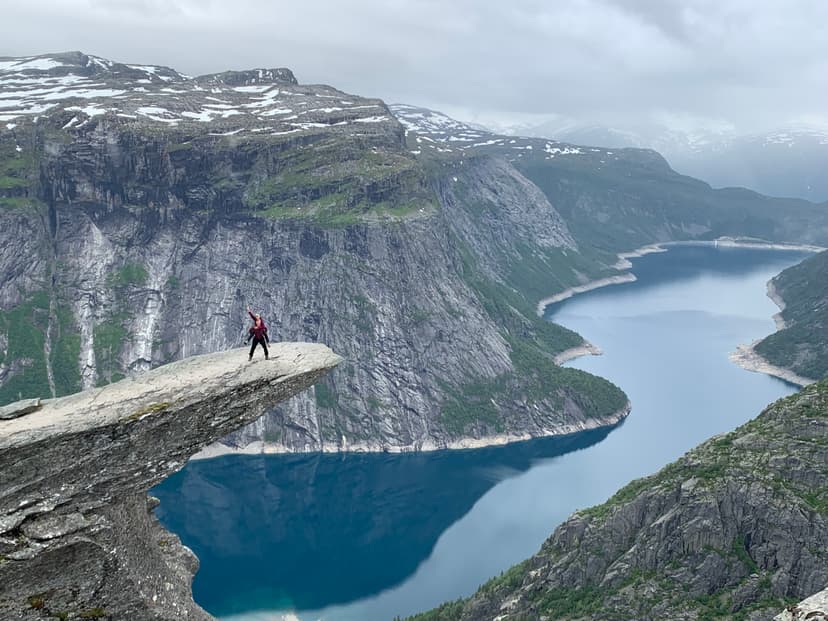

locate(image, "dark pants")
(249, 337), (268, 358)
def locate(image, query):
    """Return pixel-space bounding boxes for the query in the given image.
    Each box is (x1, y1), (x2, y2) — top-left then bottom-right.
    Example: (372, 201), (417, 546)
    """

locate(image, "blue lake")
(153, 245), (809, 621)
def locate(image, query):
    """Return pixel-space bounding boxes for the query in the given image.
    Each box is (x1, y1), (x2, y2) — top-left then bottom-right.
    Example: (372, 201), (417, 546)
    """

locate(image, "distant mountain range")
(446, 112), (828, 202)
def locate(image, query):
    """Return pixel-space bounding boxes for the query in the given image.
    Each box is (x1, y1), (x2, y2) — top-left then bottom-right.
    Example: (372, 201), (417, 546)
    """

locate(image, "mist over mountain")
(466, 115), (828, 203)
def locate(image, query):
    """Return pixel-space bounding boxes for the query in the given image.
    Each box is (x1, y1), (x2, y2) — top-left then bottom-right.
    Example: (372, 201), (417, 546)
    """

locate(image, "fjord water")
(153, 245), (808, 621)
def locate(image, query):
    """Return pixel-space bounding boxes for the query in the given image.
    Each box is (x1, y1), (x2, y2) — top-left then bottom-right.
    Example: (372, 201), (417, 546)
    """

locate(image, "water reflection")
(154, 245), (810, 620)
(153, 425), (617, 617)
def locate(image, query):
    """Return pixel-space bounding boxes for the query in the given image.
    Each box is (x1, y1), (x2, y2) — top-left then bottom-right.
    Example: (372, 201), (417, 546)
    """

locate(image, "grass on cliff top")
(243, 144), (436, 226)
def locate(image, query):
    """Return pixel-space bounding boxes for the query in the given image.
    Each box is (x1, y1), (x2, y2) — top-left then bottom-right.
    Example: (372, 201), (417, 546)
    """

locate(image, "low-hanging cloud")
(0, 0), (826, 132)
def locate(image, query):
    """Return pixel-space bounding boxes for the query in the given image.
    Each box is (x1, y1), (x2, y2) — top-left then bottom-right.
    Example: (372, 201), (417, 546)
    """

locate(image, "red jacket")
(248, 311), (269, 341)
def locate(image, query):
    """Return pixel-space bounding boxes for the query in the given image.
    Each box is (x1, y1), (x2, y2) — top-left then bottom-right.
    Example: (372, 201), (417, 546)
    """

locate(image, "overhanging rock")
(0, 343), (341, 620)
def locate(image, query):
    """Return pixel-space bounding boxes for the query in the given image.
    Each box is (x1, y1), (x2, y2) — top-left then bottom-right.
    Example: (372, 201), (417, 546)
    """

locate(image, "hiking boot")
(265, 353), (269, 360)
(248, 355), (252, 362)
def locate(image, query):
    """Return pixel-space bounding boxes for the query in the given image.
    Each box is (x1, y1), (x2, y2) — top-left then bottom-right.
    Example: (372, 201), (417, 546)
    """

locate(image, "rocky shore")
(730, 343), (815, 387)
(195, 401), (631, 457)
(729, 278), (817, 387)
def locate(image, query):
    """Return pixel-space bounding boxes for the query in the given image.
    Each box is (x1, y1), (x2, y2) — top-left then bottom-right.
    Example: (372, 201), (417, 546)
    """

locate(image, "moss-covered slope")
(755, 250), (828, 381)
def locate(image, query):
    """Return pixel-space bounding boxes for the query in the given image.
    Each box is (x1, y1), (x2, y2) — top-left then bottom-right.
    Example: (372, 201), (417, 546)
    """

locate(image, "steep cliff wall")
(0, 342), (341, 620)
(411, 380), (828, 621)
(0, 53), (629, 452)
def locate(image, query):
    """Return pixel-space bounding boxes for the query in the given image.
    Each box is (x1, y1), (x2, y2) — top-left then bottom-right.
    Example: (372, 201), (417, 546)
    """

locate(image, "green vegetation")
(0, 147), (34, 191)
(439, 378), (504, 435)
(533, 586), (603, 618)
(479, 560), (529, 594)
(731, 536), (758, 573)
(0, 291), (51, 405)
(755, 250), (828, 381)
(263, 429), (282, 443)
(28, 595), (46, 610)
(513, 148), (828, 255)
(352, 294), (377, 334)
(314, 383), (338, 409)
(0, 281), (86, 400)
(123, 402), (171, 423)
(403, 600), (465, 621)
(243, 140), (436, 227)
(93, 314), (129, 386)
(51, 303), (82, 397)
(79, 608), (107, 619)
(0, 176), (28, 189)
(435, 231), (627, 437)
(0, 196), (39, 210)
(108, 263), (148, 288)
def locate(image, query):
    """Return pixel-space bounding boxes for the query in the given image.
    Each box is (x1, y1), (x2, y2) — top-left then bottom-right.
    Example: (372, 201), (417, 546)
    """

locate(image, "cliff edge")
(0, 342), (341, 620)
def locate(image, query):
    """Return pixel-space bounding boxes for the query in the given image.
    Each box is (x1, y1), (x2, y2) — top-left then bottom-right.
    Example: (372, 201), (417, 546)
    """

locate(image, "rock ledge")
(0, 343), (341, 620)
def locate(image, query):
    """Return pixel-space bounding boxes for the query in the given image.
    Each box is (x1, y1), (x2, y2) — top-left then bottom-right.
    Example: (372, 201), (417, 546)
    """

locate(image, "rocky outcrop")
(777, 588), (828, 620)
(0, 342), (341, 620)
(411, 380), (828, 621)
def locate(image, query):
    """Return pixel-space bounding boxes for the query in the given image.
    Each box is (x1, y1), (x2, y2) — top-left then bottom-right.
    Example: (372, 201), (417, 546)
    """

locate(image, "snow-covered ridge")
(389, 103), (596, 161)
(0, 52), (394, 136)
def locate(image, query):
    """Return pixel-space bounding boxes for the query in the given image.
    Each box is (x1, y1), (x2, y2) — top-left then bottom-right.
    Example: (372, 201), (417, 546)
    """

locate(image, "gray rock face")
(0, 398), (41, 420)
(0, 52), (628, 452)
(777, 587), (828, 620)
(414, 381), (828, 621)
(0, 342), (340, 620)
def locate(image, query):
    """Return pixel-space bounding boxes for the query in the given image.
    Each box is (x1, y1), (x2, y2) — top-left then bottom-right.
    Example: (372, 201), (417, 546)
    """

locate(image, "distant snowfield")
(0, 53), (394, 134)
(389, 103), (598, 160)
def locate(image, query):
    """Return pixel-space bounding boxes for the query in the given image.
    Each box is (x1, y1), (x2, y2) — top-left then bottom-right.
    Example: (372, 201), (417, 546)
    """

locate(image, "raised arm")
(247, 305), (256, 321)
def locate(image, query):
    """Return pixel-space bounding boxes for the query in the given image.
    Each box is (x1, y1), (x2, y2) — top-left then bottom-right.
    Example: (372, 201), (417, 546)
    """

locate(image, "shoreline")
(536, 273), (637, 317)
(196, 237), (820, 461)
(536, 238), (823, 320)
(192, 401), (631, 459)
(729, 343), (815, 388)
(537, 237), (824, 367)
(728, 278), (816, 388)
(554, 341), (603, 365)
(766, 280), (788, 330)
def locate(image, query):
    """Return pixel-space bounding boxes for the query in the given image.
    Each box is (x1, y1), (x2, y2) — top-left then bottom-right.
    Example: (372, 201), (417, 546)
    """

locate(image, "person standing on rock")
(246, 305), (269, 361)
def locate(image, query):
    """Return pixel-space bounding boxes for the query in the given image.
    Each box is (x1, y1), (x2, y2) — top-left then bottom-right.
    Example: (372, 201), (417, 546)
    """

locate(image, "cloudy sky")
(1, 0), (827, 133)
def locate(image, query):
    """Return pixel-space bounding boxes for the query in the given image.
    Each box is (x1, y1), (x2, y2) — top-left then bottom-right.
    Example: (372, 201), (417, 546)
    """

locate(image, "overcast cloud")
(1, 0), (826, 132)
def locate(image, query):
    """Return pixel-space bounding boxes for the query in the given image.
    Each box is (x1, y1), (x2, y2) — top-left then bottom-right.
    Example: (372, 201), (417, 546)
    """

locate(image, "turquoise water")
(154, 245), (809, 621)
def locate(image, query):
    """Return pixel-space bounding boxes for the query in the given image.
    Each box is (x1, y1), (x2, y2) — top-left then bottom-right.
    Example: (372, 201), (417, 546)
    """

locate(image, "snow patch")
(5, 57), (65, 71)
(181, 110), (214, 122)
(353, 115), (388, 123)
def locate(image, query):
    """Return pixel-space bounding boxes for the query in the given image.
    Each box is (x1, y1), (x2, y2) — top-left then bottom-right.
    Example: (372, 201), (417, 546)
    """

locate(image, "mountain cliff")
(4, 54), (828, 453)
(0, 52), (629, 452)
(391, 105), (828, 252)
(754, 249), (828, 382)
(0, 342), (340, 620)
(410, 379), (828, 621)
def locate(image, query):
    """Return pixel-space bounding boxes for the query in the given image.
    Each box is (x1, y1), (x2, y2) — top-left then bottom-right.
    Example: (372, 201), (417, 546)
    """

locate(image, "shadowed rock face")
(0, 342), (341, 620)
